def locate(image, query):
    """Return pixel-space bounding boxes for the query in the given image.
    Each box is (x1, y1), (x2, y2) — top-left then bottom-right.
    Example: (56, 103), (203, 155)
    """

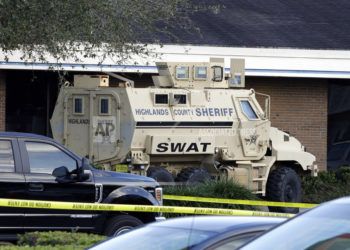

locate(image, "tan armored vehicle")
(51, 58), (317, 213)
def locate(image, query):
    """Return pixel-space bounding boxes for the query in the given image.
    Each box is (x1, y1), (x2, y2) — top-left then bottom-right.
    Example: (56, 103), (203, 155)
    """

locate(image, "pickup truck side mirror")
(52, 166), (75, 183)
(78, 157), (91, 182)
(52, 166), (69, 178)
(82, 157), (90, 169)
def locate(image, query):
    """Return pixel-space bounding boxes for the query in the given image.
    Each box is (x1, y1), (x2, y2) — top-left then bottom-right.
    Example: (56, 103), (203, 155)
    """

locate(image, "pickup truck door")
(0, 138), (26, 232)
(18, 139), (96, 230)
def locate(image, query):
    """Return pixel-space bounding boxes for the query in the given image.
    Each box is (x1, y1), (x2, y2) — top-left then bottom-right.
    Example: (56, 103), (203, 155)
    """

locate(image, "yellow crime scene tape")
(0, 198), (294, 218)
(163, 195), (318, 209)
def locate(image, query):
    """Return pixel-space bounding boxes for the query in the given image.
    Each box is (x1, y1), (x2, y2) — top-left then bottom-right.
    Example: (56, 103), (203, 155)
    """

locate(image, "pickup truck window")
(0, 140), (15, 172)
(25, 142), (77, 174)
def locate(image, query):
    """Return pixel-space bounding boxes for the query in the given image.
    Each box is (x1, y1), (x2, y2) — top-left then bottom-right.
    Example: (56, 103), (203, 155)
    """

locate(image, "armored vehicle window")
(194, 66), (207, 80)
(0, 140), (15, 172)
(25, 142), (77, 174)
(155, 94), (169, 104)
(174, 94), (187, 104)
(99, 97), (110, 115)
(240, 100), (259, 120)
(212, 66), (223, 82)
(175, 66), (189, 80)
(73, 96), (84, 115)
(229, 75), (243, 87)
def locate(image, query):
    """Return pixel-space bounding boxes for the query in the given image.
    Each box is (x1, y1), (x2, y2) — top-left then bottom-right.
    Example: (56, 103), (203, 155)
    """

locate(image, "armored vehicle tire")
(147, 166), (174, 183)
(176, 168), (211, 184)
(104, 214), (143, 236)
(266, 166), (301, 214)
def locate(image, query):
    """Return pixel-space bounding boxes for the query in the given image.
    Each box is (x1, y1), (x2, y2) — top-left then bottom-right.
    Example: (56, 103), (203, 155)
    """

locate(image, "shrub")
(12, 231), (105, 249)
(335, 166), (350, 183)
(0, 245), (82, 250)
(163, 180), (260, 217)
(302, 170), (350, 204)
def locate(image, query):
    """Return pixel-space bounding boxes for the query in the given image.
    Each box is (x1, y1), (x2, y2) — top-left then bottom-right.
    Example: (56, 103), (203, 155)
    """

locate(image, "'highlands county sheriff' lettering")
(135, 108), (234, 117)
(156, 142), (212, 153)
(68, 118), (89, 124)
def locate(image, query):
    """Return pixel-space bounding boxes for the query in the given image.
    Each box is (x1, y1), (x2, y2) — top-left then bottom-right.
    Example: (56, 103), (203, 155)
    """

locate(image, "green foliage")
(0, 0), (220, 64)
(164, 180), (260, 217)
(5, 231), (106, 250)
(335, 166), (350, 183)
(302, 169), (350, 204)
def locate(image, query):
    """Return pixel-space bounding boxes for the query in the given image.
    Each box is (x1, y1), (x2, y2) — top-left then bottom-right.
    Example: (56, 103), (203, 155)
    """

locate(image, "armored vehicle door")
(232, 95), (270, 158)
(91, 93), (121, 162)
(59, 90), (121, 162)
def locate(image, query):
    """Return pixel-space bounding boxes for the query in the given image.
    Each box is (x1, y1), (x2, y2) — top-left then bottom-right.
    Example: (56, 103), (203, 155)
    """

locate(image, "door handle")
(29, 183), (44, 192)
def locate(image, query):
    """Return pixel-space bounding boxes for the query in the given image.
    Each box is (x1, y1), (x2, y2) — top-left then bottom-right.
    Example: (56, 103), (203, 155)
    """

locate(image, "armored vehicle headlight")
(214, 147), (219, 154)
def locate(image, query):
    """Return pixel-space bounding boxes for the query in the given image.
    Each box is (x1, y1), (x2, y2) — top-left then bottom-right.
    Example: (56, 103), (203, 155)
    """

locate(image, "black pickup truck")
(0, 132), (163, 240)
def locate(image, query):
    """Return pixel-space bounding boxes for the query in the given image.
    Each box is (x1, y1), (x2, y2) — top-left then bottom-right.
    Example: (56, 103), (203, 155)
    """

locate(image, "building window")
(175, 66), (189, 80)
(155, 94), (169, 104)
(0, 140), (15, 173)
(240, 100), (259, 120)
(99, 97), (110, 115)
(25, 142), (77, 175)
(73, 96), (84, 115)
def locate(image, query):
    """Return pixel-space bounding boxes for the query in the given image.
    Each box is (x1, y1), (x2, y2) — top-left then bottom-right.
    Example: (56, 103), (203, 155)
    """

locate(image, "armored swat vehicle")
(51, 58), (317, 212)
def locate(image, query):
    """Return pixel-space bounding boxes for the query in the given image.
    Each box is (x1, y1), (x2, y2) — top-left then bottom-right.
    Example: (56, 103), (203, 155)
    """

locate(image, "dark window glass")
(346, 150), (350, 161)
(174, 94), (187, 104)
(155, 94), (168, 104)
(242, 203), (350, 249)
(100, 98), (109, 114)
(240, 100), (259, 120)
(328, 144), (348, 161)
(89, 226), (216, 250)
(25, 142), (77, 174)
(0, 140), (15, 172)
(74, 97), (83, 114)
(215, 232), (261, 250)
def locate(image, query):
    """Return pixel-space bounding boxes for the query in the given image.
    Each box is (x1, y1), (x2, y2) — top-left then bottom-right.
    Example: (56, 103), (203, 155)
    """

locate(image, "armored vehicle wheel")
(147, 166), (174, 183)
(176, 167), (210, 184)
(104, 214), (143, 236)
(266, 166), (301, 214)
